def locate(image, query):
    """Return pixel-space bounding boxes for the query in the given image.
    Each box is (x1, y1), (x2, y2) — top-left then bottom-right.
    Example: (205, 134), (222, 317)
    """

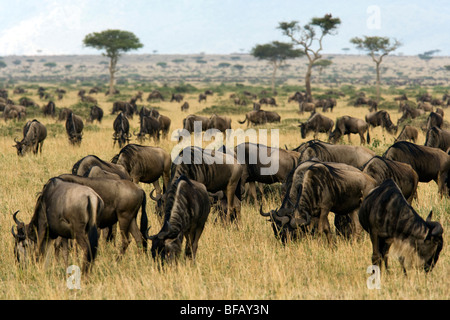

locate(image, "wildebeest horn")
(259, 205), (270, 217)
(145, 226), (155, 240)
(426, 210), (444, 237)
(13, 210), (23, 225)
(149, 189), (162, 201)
(14, 137), (20, 143)
(289, 210), (310, 229)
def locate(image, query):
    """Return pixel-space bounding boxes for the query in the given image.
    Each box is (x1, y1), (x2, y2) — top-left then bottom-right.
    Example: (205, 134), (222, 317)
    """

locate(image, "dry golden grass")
(0, 84), (448, 300)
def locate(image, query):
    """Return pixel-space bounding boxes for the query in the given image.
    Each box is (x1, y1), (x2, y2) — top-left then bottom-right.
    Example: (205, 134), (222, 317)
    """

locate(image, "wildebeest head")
(13, 138), (29, 157)
(422, 211), (444, 272)
(147, 221), (181, 263)
(11, 211), (35, 264)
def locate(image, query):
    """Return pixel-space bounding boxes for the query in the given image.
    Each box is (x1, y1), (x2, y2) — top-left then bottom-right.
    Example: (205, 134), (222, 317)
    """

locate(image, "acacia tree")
(278, 14), (341, 100)
(83, 29), (143, 95)
(251, 41), (303, 92)
(350, 36), (401, 102)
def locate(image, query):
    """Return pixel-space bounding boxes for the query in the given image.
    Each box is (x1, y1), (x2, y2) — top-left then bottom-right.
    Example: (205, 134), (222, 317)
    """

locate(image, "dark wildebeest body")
(112, 101), (134, 118)
(181, 101), (189, 112)
(14, 119), (47, 156)
(359, 179), (443, 273)
(208, 114), (232, 132)
(171, 93), (184, 103)
(72, 155), (131, 180)
(426, 112), (444, 130)
(112, 144), (171, 196)
(147, 175), (211, 263)
(329, 115), (370, 144)
(365, 110), (397, 135)
(183, 114), (210, 133)
(88, 105), (104, 123)
(113, 112), (131, 148)
(261, 162), (377, 243)
(298, 112), (334, 139)
(235, 142), (300, 207)
(42, 101), (56, 117)
(157, 114), (172, 139)
(65, 112), (84, 145)
(11, 178), (103, 272)
(361, 156), (418, 203)
(135, 115), (160, 142)
(3, 104), (26, 121)
(298, 102), (315, 114)
(296, 140), (375, 169)
(57, 174), (148, 254)
(147, 90), (164, 101)
(238, 110), (281, 127)
(170, 146), (243, 222)
(394, 125), (418, 143)
(424, 127), (450, 152)
(397, 104), (425, 125)
(383, 141), (450, 196)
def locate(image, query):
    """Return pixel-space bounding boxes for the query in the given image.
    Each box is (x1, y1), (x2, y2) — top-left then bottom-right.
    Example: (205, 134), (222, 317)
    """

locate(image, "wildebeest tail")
(235, 177), (242, 202)
(366, 129), (370, 144)
(140, 190), (148, 250)
(87, 195), (102, 263)
(238, 116), (247, 124)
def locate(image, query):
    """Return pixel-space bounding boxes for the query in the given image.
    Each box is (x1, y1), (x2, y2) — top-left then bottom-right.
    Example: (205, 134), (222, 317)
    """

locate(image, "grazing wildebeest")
(426, 112), (444, 130)
(296, 140), (375, 169)
(183, 114), (210, 133)
(112, 144), (171, 196)
(42, 101), (56, 117)
(147, 90), (165, 101)
(198, 93), (207, 103)
(180, 101), (189, 112)
(394, 93), (408, 101)
(13, 119), (47, 156)
(112, 101), (134, 118)
(171, 93), (184, 103)
(329, 115), (370, 145)
(170, 146), (243, 222)
(65, 112), (84, 145)
(57, 174), (148, 254)
(72, 155), (131, 180)
(261, 161), (377, 243)
(58, 107), (72, 121)
(299, 101), (316, 114)
(11, 178), (104, 272)
(288, 91), (306, 103)
(3, 104), (26, 121)
(208, 114), (232, 132)
(298, 112), (334, 139)
(147, 175), (211, 263)
(383, 141), (450, 197)
(238, 110), (280, 127)
(361, 156), (418, 204)
(113, 112), (131, 148)
(424, 127), (450, 152)
(365, 110), (397, 135)
(397, 103), (425, 125)
(135, 115), (160, 142)
(235, 142), (300, 206)
(259, 97), (277, 107)
(156, 114), (171, 139)
(88, 105), (104, 123)
(359, 179), (443, 274)
(394, 125), (418, 143)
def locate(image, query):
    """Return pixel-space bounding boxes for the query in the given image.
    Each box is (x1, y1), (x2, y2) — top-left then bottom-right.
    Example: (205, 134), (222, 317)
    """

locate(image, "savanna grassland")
(0, 55), (449, 300)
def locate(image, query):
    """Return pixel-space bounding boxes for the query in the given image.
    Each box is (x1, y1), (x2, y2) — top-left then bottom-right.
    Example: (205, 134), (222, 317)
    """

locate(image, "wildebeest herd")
(3, 87), (447, 279)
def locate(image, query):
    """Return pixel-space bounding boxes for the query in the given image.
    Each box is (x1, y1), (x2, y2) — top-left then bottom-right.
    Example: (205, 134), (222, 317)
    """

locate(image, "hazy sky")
(0, 0), (449, 56)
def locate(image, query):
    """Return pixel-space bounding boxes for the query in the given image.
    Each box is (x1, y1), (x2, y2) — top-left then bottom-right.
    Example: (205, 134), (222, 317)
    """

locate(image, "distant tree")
(418, 49), (440, 65)
(445, 65), (450, 71)
(44, 62), (57, 70)
(251, 41), (304, 92)
(83, 29), (143, 94)
(65, 64), (73, 72)
(12, 59), (21, 66)
(350, 36), (401, 102)
(218, 62), (231, 68)
(0, 61), (7, 69)
(279, 14), (341, 100)
(312, 59), (333, 77)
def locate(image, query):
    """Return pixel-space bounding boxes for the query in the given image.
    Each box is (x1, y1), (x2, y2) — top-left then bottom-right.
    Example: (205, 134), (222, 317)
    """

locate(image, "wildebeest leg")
(370, 234), (383, 270)
(128, 218), (145, 251)
(39, 141), (44, 154)
(75, 233), (93, 273)
(187, 227), (204, 261)
(152, 181), (162, 196)
(359, 132), (365, 144)
(398, 256), (407, 275)
(54, 237), (69, 268)
(379, 239), (392, 273)
(247, 182), (258, 207)
(226, 185), (238, 223)
(318, 208), (333, 244)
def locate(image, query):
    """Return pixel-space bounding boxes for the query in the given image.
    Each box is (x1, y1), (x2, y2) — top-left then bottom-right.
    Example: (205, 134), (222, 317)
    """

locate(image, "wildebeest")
(147, 90), (165, 101)
(296, 140), (375, 169)
(383, 141), (450, 196)
(261, 161), (377, 243)
(3, 104), (26, 121)
(394, 125), (418, 143)
(359, 179), (443, 273)
(42, 101), (56, 117)
(88, 105), (104, 123)
(361, 156), (418, 203)
(65, 112), (84, 145)
(147, 175), (211, 263)
(424, 126), (450, 152)
(183, 114), (210, 133)
(235, 142), (300, 206)
(57, 174), (148, 254)
(13, 119), (47, 156)
(11, 178), (104, 272)
(298, 101), (316, 114)
(365, 110), (397, 135)
(58, 107), (72, 121)
(329, 116), (370, 145)
(112, 101), (134, 118)
(112, 144), (171, 196)
(198, 93), (207, 103)
(135, 115), (160, 142)
(259, 97), (277, 107)
(72, 155), (131, 180)
(397, 103), (425, 125)
(208, 114), (232, 132)
(426, 112), (444, 130)
(180, 102), (189, 112)
(298, 112), (334, 139)
(113, 112), (131, 148)
(170, 146), (243, 222)
(238, 110), (281, 127)
(171, 93), (184, 103)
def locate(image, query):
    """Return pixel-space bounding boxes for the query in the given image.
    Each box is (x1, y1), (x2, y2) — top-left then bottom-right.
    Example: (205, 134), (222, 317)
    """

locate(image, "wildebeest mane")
(382, 141), (427, 159)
